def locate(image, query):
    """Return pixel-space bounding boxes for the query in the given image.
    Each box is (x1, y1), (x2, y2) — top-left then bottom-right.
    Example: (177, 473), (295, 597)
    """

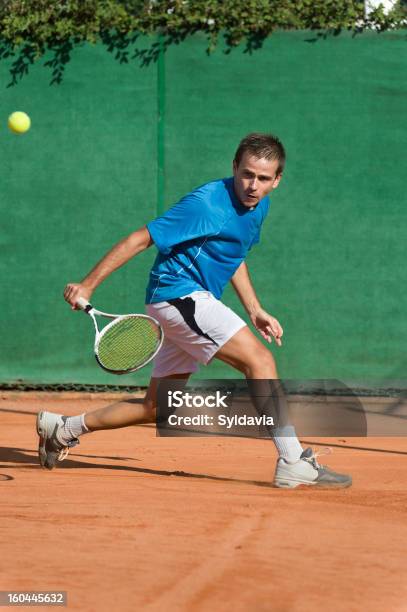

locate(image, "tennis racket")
(76, 298), (164, 374)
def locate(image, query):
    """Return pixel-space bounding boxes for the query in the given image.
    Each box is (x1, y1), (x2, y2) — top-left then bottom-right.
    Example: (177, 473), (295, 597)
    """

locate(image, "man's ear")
(232, 159), (237, 174)
(273, 173), (283, 188)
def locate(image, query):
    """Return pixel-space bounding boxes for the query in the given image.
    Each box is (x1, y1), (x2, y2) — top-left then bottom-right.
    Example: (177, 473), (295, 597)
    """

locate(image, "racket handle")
(76, 297), (93, 312)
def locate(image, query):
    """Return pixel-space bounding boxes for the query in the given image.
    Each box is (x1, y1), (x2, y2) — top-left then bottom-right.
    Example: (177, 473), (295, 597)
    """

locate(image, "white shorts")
(146, 291), (246, 377)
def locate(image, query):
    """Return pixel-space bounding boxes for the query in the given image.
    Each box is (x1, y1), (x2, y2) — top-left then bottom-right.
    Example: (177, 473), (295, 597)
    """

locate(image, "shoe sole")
(37, 411), (57, 470)
(273, 478), (352, 489)
(36, 411), (48, 468)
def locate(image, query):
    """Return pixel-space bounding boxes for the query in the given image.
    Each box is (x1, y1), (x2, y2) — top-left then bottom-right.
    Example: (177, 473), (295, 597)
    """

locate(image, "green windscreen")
(1, 31), (406, 386)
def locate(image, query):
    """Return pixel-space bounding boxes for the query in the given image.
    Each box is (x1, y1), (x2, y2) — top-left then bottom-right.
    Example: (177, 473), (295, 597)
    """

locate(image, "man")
(37, 133), (351, 488)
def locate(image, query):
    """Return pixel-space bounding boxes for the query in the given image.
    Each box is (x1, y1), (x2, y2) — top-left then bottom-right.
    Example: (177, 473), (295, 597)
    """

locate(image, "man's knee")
(143, 401), (156, 416)
(216, 327), (278, 378)
(243, 347), (277, 378)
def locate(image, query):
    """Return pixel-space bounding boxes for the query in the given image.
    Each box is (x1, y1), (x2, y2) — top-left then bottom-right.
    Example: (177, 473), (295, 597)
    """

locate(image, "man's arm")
(64, 226), (153, 308)
(230, 261), (283, 346)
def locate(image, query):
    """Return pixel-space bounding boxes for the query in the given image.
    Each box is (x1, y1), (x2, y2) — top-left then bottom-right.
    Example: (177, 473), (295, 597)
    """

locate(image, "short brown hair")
(234, 132), (286, 175)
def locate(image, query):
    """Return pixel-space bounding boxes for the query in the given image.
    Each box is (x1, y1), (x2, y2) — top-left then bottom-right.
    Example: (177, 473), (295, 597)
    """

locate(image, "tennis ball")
(8, 111), (31, 134)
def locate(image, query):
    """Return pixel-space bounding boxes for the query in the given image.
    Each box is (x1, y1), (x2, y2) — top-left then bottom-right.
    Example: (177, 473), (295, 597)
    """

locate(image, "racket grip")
(76, 297), (92, 311)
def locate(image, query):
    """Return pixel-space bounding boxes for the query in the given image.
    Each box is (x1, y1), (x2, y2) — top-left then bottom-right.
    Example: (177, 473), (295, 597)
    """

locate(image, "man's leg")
(37, 373), (191, 470)
(84, 373), (190, 430)
(214, 326), (352, 489)
(215, 325), (302, 459)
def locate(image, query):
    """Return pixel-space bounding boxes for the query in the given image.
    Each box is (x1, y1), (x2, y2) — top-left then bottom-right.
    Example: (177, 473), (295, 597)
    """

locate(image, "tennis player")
(37, 133), (351, 488)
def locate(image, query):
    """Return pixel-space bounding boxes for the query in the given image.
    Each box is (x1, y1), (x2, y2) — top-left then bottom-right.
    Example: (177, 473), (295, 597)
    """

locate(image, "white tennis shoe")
(273, 447), (352, 489)
(37, 411), (79, 470)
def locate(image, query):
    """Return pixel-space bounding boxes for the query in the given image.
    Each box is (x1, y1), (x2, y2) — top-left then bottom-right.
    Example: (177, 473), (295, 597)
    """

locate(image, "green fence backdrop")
(1, 30), (406, 386)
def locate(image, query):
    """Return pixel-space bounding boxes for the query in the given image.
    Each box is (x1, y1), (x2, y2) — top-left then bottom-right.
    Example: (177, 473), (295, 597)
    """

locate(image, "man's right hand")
(63, 283), (93, 310)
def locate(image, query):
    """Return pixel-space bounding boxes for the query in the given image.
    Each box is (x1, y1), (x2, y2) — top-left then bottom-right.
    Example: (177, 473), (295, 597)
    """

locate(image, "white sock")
(272, 425), (303, 462)
(58, 414), (89, 445)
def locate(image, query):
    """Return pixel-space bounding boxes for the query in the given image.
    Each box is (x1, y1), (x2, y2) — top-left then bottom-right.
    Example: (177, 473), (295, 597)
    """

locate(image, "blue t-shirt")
(145, 177), (270, 303)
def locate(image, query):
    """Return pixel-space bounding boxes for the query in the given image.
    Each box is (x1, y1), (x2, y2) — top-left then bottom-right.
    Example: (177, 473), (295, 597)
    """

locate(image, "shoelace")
(58, 448), (70, 462)
(306, 447), (332, 470)
(57, 439), (78, 462)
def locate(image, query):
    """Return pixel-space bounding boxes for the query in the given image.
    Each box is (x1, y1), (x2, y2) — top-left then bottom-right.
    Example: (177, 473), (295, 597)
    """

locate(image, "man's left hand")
(250, 308), (283, 346)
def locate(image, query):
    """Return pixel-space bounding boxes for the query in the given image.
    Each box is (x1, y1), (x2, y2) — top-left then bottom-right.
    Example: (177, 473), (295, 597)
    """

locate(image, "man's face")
(233, 152), (282, 208)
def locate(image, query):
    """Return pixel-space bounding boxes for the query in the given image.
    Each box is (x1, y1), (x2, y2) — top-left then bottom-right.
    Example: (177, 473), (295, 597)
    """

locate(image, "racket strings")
(97, 316), (161, 372)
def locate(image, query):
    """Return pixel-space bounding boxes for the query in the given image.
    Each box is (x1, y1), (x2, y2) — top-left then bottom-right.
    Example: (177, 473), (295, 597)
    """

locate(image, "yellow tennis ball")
(8, 111), (31, 134)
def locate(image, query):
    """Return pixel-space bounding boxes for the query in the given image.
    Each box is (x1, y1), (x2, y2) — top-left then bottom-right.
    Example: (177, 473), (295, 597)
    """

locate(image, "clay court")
(1, 391), (406, 612)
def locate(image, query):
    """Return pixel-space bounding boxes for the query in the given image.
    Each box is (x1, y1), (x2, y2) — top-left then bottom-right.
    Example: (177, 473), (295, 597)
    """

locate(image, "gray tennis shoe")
(37, 411), (79, 470)
(273, 447), (352, 489)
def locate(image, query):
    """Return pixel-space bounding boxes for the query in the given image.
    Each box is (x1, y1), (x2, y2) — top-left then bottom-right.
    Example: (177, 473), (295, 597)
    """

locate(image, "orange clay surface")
(1, 392), (407, 612)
